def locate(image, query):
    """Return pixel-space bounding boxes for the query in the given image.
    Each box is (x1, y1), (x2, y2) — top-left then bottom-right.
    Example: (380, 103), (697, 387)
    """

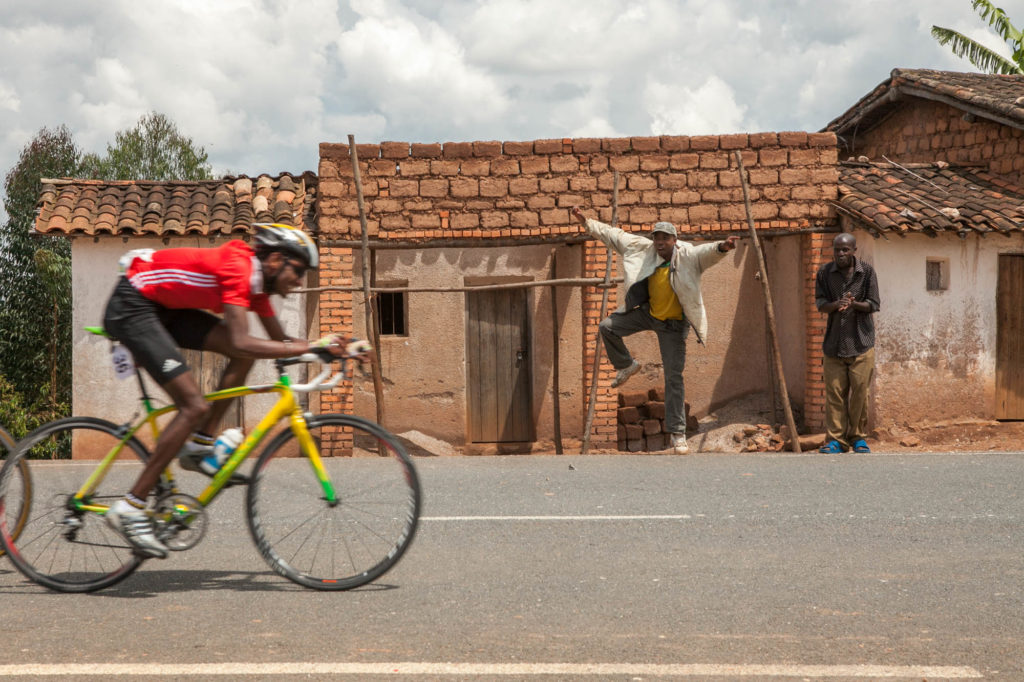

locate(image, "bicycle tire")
(246, 413), (421, 590)
(0, 417), (152, 593)
(0, 426), (30, 557)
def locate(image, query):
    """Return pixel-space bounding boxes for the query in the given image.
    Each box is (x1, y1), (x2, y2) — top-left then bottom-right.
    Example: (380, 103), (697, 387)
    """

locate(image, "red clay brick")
(748, 132), (778, 148)
(720, 133), (749, 150)
(550, 155), (580, 173)
(473, 140), (502, 157)
(519, 156), (550, 174)
(603, 138), (631, 153)
(690, 135), (719, 151)
(450, 178), (479, 198)
(509, 177), (539, 195)
(573, 138), (603, 153)
(503, 141), (533, 155)
(669, 153), (699, 170)
(631, 136), (660, 152)
(660, 136), (690, 151)
(460, 159), (490, 176)
(380, 141), (409, 158)
(778, 131), (808, 146)
(490, 159), (520, 175)
(534, 139), (562, 154)
(443, 142), (473, 158)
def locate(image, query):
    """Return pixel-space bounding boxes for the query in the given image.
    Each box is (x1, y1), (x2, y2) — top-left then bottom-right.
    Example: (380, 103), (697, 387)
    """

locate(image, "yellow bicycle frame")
(72, 373), (337, 513)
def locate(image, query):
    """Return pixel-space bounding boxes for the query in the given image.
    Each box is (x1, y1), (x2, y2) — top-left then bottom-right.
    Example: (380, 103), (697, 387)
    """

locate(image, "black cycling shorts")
(102, 277), (220, 384)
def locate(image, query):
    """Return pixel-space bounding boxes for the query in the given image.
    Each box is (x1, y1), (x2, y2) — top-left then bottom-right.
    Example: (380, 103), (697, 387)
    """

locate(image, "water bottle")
(200, 427), (244, 476)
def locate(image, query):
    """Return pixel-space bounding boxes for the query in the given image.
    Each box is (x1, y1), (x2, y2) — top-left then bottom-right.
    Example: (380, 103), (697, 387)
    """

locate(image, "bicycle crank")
(153, 493), (207, 551)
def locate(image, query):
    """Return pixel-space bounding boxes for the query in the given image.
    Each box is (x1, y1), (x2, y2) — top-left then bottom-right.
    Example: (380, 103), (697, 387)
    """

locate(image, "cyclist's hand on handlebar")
(311, 334), (346, 357)
(345, 338), (374, 376)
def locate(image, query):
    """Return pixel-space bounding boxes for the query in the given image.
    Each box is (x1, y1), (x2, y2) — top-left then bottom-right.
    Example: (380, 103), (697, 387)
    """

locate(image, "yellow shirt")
(648, 262), (683, 321)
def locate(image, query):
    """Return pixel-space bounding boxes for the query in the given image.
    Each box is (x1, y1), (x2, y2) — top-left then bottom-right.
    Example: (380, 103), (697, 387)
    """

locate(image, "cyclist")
(102, 223), (347, 558)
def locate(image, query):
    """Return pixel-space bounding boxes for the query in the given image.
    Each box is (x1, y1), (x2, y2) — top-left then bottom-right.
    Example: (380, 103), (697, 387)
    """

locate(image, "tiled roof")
(34, 172), (318, 237)
(824, 68), (1024, 136)
(836, 160), (1024, 237)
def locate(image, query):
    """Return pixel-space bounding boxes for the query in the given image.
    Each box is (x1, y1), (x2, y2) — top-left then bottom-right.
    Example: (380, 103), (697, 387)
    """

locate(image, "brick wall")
(849, 98), (1024, 185)
(318, 132), (839, 450)
(802, 232), (832, 432)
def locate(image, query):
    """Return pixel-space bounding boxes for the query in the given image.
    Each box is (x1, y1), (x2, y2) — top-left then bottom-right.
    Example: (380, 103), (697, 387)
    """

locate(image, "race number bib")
(111, 344), (135, 380)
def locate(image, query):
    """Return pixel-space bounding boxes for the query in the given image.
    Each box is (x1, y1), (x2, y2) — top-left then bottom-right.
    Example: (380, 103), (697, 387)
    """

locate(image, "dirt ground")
(871, 419), (1024, 452)
(693, 392), (1024, 454)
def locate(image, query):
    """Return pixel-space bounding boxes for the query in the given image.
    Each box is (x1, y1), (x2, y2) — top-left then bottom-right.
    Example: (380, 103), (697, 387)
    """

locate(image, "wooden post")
(581, 171), (618, 454)
(549, 250), (563, 454)
(733, 151), (801, 453)
(348, 135), (387, 435)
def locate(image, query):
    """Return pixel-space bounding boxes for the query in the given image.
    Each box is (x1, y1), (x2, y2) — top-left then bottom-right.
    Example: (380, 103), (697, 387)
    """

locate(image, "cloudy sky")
(0, 0), (1019, 182)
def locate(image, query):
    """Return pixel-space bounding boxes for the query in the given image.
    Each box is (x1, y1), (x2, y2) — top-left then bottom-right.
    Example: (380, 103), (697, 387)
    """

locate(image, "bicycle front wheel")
(0, 417), (151, 593)
(0, 426), (30, 557)
(246, 414), (421, 590)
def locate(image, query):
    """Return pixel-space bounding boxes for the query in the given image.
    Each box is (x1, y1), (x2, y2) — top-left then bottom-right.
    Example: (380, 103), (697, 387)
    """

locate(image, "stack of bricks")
(616, 389), (699, 452)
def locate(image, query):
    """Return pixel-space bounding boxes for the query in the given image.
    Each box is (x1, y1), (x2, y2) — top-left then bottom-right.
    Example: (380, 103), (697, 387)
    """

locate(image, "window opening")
(376, 290), (407, 336)
(926, 259), (949, 292)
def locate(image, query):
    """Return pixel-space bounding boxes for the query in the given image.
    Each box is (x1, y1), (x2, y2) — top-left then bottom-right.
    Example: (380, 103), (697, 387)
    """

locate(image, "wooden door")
(996, 254), (1024, 419)
(466, 289), (533, 442)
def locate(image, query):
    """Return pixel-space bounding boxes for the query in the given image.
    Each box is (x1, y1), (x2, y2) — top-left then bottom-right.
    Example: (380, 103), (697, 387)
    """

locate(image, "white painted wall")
(71, 237), (307, 436)
(867, 230), (1024, 430)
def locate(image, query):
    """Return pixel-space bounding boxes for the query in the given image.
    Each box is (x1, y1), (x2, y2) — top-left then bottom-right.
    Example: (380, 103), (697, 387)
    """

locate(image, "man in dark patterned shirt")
(815, 233), (880, 453)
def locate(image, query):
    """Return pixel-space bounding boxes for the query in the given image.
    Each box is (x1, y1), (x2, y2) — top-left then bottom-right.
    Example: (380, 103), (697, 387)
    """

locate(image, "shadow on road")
(0, 565), (399, 597)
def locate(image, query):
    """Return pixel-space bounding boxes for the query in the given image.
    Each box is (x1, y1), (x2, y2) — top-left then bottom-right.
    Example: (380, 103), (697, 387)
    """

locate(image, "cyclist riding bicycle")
(102, 223), (349, 558)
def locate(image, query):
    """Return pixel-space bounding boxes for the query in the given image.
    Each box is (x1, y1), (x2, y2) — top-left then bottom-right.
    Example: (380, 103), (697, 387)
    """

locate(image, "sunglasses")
(286, 259), (308, 277)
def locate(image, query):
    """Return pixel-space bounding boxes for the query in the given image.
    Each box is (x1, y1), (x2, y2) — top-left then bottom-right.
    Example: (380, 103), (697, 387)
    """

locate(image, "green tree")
(81, 111), (213, 181)
(0, 126), (80, 412)
(932, 0), (1024, 74)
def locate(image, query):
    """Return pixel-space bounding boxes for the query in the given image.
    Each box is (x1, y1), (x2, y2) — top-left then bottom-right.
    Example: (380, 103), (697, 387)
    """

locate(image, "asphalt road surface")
(0, 451), (1021, 681)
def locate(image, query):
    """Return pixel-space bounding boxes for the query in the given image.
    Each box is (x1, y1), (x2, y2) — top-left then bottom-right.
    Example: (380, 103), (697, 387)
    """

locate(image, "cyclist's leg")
(187, 321), (255, 436)
(128, 372), (208, 498)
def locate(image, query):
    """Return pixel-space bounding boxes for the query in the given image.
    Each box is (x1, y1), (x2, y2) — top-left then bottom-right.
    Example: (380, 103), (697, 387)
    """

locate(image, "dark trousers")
(599, 306), (689, 434)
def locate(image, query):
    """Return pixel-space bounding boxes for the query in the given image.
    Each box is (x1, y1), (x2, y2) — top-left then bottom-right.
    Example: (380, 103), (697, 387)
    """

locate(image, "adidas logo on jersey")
(162, 358), (182, 373)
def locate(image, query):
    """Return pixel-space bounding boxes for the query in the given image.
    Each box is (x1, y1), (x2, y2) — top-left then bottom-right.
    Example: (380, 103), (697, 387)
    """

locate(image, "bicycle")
(0, 328), (420, 593)
(0, 424), (30, 557)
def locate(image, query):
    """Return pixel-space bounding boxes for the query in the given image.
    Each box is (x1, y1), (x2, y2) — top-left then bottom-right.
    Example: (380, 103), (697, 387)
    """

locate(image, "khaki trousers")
(823, 347), (874, 447)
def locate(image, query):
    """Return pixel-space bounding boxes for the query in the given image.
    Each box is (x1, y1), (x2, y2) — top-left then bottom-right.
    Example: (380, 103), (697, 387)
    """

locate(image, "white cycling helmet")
(253, 223), (319, 268)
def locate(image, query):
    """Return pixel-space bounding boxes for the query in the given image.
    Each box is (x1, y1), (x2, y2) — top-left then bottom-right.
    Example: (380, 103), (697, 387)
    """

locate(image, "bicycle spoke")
(247, 414), (420, 590)
(0, 418), (150, 593)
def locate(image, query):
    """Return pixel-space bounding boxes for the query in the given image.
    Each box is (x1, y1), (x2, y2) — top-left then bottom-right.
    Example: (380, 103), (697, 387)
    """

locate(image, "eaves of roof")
(823, 68), (1024, 138)
(835, 159), (1024, 238)
(34, 172), (318, 237)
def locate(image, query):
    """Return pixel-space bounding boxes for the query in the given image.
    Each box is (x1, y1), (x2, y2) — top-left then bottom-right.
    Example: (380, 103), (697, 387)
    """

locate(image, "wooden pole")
(295, 276), (621, 296)
(549, 250), (563, 454)
(733, 151), (801, 453)
(581, 171), (619, 454)
(348, 135), (387, 436)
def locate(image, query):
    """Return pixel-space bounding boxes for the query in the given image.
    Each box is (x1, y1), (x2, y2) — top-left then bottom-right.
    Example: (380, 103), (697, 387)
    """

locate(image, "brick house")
(36, 133), (842, 456)
(825, 68), (1024, 431)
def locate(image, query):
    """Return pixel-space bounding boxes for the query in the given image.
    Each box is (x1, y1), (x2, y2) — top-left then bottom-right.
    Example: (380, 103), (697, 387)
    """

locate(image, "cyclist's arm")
(222, 304), (341, 358)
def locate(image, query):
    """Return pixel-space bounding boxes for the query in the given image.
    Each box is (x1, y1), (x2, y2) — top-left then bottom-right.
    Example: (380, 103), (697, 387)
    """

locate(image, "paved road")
(0, 451), (1021, 680)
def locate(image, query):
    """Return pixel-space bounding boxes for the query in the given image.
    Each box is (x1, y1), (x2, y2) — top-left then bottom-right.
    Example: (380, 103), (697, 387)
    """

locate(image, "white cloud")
(645, 75), (748, 136)
(0, 0), (1015, 199)
(334, 0), (509, 141)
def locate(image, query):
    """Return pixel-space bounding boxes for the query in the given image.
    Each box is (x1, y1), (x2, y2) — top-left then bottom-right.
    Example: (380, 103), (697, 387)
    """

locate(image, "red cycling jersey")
(124, 240), (274, 317)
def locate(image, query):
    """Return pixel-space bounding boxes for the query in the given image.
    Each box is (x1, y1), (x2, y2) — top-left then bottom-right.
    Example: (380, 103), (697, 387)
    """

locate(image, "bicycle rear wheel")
(246, 414), (421, 590)
(0, 417), (151, 593)
(0, 426), (30, 557)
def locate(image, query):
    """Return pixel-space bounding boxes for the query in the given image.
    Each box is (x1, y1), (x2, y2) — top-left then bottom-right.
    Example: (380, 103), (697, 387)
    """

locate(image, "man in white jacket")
(572, 207), (737, 454)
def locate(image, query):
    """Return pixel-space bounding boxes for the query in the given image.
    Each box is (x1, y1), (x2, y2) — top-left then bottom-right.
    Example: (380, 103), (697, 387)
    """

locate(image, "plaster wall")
(71, 237), (306, 455)
(348, 244), (584, 449)
(867, 231), (1023, 429)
